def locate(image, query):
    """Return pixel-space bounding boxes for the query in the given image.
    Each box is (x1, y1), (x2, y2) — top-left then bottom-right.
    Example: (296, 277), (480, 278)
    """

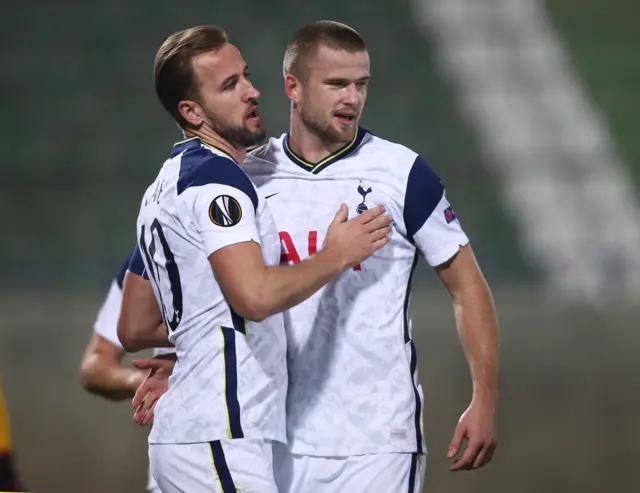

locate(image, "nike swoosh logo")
(265, 193), (279, 199)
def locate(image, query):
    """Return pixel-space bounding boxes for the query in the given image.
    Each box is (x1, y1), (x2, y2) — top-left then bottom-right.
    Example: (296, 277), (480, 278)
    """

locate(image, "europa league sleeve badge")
(209, 194), (243, 227)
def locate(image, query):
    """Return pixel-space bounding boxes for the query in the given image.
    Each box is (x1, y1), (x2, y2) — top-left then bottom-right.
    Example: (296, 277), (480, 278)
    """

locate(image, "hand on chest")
(265, 179), (387, 267)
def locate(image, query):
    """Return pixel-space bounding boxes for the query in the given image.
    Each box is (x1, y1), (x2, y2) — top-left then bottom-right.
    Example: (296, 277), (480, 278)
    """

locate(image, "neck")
(288, 112), (346, 163)
(183, 127), (246, 165)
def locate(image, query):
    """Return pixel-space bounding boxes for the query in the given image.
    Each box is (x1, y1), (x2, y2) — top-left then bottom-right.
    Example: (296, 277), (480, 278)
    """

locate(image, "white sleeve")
(183, 180), (260, 257)
(152, 347), (176, 356)
(92, 280), (123, 347)
(403, 155), (469, 266)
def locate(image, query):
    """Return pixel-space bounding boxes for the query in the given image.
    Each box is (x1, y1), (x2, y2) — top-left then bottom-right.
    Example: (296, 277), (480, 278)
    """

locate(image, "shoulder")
(359, 130), (441, 188)
(360, 131), (419, 169)
(177, 146), (257, 210)
(245, 136), (285, 169)
(245, 136), (288, 188)
(247, 135), (283, 161)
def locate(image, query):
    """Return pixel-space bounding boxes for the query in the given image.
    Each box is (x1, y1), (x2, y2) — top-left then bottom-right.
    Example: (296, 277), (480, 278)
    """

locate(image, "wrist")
(315, 248), (347, 274)
(472, 384), (499, 406)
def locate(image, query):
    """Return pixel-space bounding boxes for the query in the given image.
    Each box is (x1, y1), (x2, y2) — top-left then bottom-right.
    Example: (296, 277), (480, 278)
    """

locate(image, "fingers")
(450, 439), (496, 471)
(133, 390), (157, 426)
(484, 442), (496, 465)
(364, 214), (393, 234)
(450, 440), (482, 471)
(478, 440), (496, 468)
(472, 445), (490, 469)
(330, 203), (349, 225)
(140, 399), (158, 426)
(132, 370), (155, 409)
(133, 393), (150, 424)
(132, 387), (145, 411)
(356, 205), (386, 224)
(368, 224), (392, 241)
(371, 237), (389, 251)
(448, 422), (466, 460)
(132, 358), (161, 370)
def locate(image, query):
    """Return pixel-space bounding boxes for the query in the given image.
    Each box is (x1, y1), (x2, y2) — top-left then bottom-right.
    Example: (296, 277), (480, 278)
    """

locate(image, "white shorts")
(149, 439), (279, 493)
(147, 466), (160, 493)
(273, 443), (426, 493)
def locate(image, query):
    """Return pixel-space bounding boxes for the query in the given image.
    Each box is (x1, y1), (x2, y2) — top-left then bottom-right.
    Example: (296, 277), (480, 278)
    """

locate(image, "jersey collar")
(170, 136), (238, 164)
(283, 127), (368, 174)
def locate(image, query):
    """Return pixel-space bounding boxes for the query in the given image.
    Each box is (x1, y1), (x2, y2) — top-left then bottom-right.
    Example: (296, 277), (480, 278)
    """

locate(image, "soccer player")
(117, 25), (392, 493)
(79, 250), (166, 493)
(131, 21), (499, 492)
(246, 21), (500, 492)
(0, 380), (27, 492)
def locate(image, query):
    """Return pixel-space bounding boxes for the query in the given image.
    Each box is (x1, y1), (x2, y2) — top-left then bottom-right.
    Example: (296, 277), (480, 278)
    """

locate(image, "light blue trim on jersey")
(403, 155), (445, 240)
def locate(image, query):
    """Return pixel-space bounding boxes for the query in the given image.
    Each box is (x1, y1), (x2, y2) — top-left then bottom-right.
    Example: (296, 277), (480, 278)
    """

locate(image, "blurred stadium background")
(1, 0), (639, 491)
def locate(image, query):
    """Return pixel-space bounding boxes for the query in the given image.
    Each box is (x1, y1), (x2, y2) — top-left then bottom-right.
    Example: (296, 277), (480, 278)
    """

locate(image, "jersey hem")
(148, 431), (286, 445)
(287, 444), (428, 457)
(204, 235), (261, 259)
(426, 238), (470, 267)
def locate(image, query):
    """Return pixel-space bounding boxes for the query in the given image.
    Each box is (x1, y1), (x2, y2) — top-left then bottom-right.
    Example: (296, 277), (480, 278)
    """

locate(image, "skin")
(178, 43), (266, 163)
(79, 333), (147, 401)
(286, 45), (371, 162)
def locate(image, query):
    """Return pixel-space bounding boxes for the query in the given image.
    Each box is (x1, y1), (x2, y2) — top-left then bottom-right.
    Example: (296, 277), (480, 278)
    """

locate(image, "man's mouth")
(334, 110), (356, 124)
(246, 106), (260, 120)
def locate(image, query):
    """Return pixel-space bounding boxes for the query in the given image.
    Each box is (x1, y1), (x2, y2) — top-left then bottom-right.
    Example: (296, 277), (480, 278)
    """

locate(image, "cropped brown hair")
(154, 25), (228, 127)
(283, 21), (366, 80)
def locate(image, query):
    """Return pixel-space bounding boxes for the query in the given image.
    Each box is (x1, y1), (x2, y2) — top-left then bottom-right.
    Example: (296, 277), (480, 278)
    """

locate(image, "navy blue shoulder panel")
(176, 147), (258, 211)
(114, 251), (132, 289)
(127, 245), (148, 279)
(403, 155), (445, 239)
(115, 246), (149, 288)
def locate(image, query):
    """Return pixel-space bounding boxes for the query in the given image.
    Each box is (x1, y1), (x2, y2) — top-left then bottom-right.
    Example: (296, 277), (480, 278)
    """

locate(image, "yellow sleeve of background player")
(0, 380), (13, 453)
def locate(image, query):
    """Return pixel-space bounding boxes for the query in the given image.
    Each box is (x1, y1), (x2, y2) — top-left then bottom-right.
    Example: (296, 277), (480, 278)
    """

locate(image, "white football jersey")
(245, 128), (469, 456)
(134, 137), (287, 445)
(92, 252), (132, 348)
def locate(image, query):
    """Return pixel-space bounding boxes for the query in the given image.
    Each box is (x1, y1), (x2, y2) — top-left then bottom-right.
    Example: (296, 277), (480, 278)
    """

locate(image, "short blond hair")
(283, 21), (366, 80)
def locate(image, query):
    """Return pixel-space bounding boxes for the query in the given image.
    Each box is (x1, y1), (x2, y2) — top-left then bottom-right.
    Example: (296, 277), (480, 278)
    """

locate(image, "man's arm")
(80, 260), (149, 400)
(79, 333), (146, 401)
(182, 158), (391, 323)
(211, 204), (390, 322)
(437, 245), (499, 400)
(399, 154), (498, 469)
(117, 272), (171, 353)
(436, 245), (499, 470)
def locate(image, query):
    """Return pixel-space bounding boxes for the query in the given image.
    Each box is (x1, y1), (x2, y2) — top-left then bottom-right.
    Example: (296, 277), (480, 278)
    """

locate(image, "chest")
(258, 173), (408, 265)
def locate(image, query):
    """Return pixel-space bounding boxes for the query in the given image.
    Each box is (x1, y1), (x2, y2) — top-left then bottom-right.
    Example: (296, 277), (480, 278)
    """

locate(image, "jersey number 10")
(139, 219), (183, 331)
